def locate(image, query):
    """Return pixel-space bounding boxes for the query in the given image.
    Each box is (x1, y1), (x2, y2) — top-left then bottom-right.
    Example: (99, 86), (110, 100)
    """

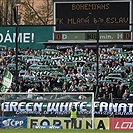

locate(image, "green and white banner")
(0, 26), (53, 49)
(1, 70), (13, 92)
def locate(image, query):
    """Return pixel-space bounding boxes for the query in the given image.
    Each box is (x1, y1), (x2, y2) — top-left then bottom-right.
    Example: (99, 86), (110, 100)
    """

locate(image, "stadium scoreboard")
(54, 1), (131, 32)
(54, 32), (132, 41)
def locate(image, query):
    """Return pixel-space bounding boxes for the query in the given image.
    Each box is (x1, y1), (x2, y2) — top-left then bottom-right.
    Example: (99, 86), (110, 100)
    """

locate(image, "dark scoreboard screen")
(54, 1), (131, 31)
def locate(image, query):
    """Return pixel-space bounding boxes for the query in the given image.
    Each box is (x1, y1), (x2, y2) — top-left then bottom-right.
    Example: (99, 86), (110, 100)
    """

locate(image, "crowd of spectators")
(0, 46), (133, 100)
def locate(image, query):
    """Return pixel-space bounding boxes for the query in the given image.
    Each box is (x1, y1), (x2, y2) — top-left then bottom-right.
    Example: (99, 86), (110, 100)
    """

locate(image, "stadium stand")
(0, 46), (133, 100)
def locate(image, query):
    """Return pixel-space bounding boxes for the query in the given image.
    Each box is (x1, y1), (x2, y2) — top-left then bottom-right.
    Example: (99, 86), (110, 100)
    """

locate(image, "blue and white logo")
(2, 118), (24, 127)
(1, 117), (27, 128)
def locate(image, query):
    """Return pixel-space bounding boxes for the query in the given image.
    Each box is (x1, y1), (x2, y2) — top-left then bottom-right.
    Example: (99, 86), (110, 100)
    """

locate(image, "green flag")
(129, 80), (133, 94)
(1, 70), (13, 92)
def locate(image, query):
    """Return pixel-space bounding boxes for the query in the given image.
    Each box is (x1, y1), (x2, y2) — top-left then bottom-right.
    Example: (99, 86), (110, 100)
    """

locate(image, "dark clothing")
(97, 91), (104, 98)
(71, 118), (77, 129)
(117, 88), (124, 99)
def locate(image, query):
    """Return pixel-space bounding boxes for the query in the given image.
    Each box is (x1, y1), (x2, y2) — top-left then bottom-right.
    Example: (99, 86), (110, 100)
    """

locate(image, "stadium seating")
(0, 47), (132, 100)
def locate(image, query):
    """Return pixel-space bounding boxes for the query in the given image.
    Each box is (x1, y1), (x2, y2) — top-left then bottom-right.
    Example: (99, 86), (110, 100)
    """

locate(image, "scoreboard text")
(54, 1), (131, 31)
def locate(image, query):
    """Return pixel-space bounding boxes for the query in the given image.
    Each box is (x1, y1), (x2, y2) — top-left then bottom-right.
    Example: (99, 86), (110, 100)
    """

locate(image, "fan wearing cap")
(70, 105), (78, 129)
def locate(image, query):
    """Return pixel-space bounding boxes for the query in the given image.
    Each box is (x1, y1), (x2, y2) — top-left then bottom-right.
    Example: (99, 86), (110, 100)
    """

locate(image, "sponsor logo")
(2, 118), (24, 127)
(110, 118), (133, 130)
(115, 122), (133, 129)
(33, 125), (62, 129)
(29, 117), (109, 130)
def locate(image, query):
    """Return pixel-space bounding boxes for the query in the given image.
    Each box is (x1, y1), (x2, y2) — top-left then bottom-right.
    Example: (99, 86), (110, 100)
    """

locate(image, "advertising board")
(28, 117), (109, 130)
(0, 117), (27, 128)
(110, 118), (133, 130)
